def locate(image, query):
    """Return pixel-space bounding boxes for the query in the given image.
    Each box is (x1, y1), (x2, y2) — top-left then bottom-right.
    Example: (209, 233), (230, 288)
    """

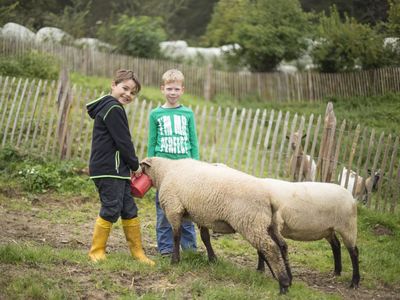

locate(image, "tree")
(112, 15), (167, 58)
(89, 0), (216, 42)
(233, 0), (310, 72)
(204, 0), (247, 46)
(167, 0), (219, 41)
(311, 6), (387, 72)
(44, 0), (92, 38)
(387, 0), (400, 36)
(0, 2), (19, 25)
(299, 0), (389, 25)
(0, 0), (63, 30)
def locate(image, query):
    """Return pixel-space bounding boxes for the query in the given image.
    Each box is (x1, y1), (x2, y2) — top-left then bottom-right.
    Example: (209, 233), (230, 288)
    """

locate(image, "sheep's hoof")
(170, 256), (180, 265)
(349, 282), (359, 289)
(209, 256), (217, 263)
(279, 286), (289, 295)
(256, 266), (265, 273)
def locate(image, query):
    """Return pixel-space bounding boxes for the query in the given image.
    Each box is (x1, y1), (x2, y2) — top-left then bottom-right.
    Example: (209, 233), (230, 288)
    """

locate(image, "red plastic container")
(131, 173), (152, 198)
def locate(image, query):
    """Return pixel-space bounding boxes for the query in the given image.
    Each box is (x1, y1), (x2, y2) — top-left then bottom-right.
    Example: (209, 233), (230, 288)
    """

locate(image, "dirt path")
(0, 191), (398, 299)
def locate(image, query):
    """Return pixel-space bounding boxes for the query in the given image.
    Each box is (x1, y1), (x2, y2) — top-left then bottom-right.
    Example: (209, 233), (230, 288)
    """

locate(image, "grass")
(0, 242), (338, 300)
(1, 157), (399, 299)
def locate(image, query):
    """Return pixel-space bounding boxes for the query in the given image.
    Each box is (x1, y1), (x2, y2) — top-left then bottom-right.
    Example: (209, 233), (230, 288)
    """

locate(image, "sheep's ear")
(302, 133), (307, 139)
(140, 157), (152, 168)
(286, 135), (290, 140)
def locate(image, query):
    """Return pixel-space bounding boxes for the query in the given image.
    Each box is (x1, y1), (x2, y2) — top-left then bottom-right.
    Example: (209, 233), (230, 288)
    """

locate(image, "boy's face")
(161, 81), (184, 107)
(111, 79), (137, 105)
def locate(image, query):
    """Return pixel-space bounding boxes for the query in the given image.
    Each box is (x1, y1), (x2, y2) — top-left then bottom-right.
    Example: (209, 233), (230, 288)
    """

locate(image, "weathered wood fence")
(2, 37), (400, 102)
(0, 76), (399, 213)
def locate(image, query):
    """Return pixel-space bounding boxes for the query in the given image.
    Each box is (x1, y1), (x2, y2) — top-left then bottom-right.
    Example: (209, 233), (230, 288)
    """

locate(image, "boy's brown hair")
(114, 69), (141, 94)
(161, 69), (184, 85)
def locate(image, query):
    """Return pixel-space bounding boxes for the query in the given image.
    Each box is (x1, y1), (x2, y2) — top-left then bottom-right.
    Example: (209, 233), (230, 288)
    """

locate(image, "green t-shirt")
(147, 105), (199, 160)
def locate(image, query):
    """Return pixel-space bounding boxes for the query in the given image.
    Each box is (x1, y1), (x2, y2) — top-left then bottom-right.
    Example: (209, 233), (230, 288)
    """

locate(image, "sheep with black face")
(257, 178), (360, 289)
(141, 157), (291, 294)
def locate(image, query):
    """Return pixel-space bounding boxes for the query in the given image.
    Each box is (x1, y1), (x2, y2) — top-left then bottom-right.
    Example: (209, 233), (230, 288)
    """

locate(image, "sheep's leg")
(199, 226), (217, 263)
(257, 251), (277, 277)
(326, 233), (342, 275)
(256, 251), (266, 272)
(240, 214), (290, 293)
(268, 225), (292, 285)
(269, 212), (292, 284)
(347, 246), (360, 289)
(253, 226), (290, 294)
(171, 226), (182, 264)
(167, 211), (183, 264)
(163, 201), (184, 264)
(258, 249), (290, 295)
(258, 251), (275, 278)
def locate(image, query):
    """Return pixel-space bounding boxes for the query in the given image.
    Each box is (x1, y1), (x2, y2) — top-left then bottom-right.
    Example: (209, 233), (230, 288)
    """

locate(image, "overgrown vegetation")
(0, 145), (93, 195)
(311, 6), (393, 72)
(110, 15), (167, 58)
(0, 51), (60, 80)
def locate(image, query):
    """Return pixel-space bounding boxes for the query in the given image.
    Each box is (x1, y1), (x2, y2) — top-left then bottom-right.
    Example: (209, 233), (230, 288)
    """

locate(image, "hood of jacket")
(86, 95), (117, 119)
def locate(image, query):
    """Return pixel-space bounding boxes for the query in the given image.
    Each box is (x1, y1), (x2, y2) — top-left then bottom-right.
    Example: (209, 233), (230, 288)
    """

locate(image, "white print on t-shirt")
(157, 115), (189, 154)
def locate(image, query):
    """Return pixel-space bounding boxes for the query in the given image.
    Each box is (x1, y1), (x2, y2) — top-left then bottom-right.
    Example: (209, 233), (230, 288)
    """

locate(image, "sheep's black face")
(372, 172), (381, 191)
(367, 169), (381, 191)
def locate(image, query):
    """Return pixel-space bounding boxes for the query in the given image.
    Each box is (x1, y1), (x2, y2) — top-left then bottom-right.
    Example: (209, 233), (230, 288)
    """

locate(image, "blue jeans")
(155, 191), (197, 254)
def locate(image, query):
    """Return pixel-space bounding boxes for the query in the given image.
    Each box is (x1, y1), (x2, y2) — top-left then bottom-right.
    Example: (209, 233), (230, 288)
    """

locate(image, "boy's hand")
(132, 165), (142, 177)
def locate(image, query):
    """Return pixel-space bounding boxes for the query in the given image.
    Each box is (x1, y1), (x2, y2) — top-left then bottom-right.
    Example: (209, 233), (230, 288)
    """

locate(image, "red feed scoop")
(130, 173), (152, 198)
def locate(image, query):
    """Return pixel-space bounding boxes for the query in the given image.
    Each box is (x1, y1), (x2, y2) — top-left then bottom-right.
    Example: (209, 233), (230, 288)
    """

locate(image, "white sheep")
(213, 163), (360, 288)
(257, 178), (360, 288)
(338, 167), (381, 203)
(287, 132), (316, 182)
(141, 157), (291, 294)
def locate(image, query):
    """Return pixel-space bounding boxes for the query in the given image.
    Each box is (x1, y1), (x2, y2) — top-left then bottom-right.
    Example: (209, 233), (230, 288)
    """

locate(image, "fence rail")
(2, 37), (400, 102)
(0, 76), (399, 213)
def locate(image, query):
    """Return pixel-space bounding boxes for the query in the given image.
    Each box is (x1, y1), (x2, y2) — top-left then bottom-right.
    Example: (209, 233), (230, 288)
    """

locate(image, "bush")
(0, 146), (26, 172)
(17, 164), (61, 193)
(311, 6), (387, 72)
(0, 59), (23, 77)
(112, 15), (167, 58)
(0, 51), (60, 80)
(0, 146), (92, 195)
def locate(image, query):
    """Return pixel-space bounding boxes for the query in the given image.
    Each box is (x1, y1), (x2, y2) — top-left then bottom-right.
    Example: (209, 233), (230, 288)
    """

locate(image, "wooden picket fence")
(2, 36), (400, 102)
(0, 76), (399, 213)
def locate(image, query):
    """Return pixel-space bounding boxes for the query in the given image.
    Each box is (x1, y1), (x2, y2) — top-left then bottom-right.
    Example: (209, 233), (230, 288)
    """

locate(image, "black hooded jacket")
(86, 95), (140, 179)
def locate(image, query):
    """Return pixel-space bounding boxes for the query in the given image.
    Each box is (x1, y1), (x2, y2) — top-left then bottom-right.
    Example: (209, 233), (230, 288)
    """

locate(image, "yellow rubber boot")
(122, 218), (155, 266)
(88, 217), (112, 262)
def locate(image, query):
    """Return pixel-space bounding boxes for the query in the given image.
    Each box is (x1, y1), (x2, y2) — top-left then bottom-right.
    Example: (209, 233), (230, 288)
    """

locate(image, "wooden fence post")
(317, 102), (337, 182)
(56, 68), (72, 159)
(204, 64), (213, 101)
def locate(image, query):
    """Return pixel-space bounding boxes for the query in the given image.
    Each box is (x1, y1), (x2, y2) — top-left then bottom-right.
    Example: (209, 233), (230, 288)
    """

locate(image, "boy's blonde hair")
(161, 69), (184, 85)
(113, 69), (141, 94)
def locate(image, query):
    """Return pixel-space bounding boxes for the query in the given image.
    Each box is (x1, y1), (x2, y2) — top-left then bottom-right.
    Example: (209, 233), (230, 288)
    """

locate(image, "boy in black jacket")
(86, 69), (154, 265)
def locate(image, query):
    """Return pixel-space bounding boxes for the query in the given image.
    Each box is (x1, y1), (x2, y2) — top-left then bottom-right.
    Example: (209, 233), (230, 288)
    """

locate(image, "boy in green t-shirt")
(147, 69), (198, 255)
